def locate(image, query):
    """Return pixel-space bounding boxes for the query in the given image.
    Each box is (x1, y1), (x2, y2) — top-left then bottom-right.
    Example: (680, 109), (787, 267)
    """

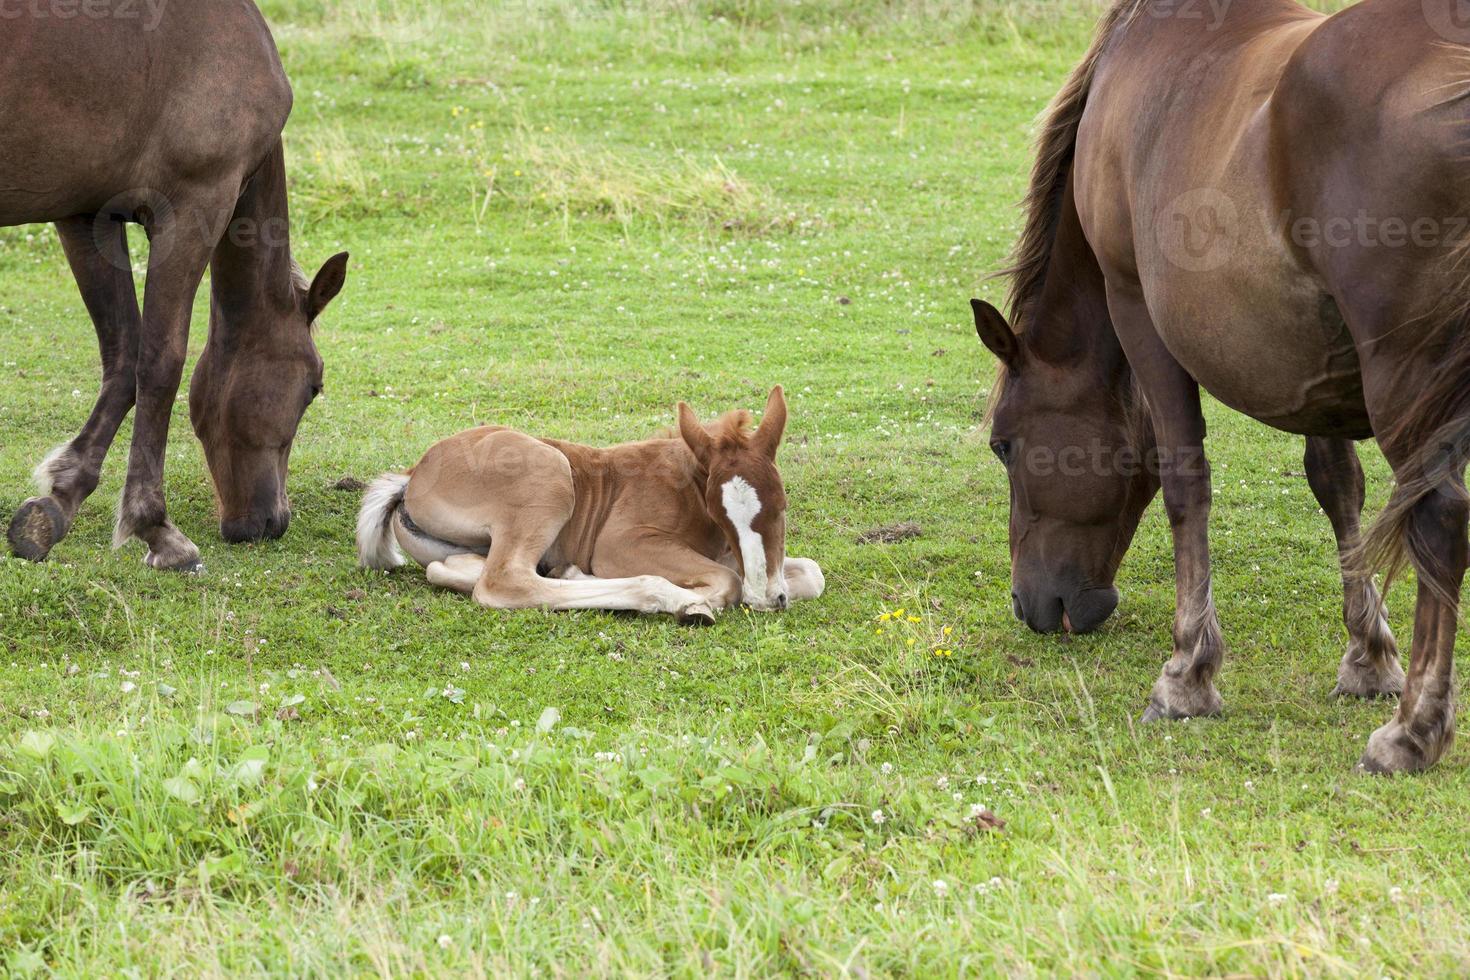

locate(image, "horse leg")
(7, 215), (140, 561)
(1356, 479), (1464, 773)
(1302, 436), (1404, 698)
(1107, 286), (1224, 721)
(591, 533), (744, 623)
(422, 502), (713, 619)
(114, 192), (233, 571)
(784, 557), (826, 602)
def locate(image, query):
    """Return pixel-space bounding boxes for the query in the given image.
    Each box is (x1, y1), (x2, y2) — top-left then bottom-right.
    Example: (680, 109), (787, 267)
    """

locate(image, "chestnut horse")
(974, 0), (1470, 772)
(2, 3), (348, 571)
(355, 388), (825, 621)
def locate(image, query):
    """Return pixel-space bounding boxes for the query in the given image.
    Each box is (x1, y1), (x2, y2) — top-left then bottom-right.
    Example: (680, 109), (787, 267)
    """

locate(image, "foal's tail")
(356, 473), (410, 570)
(1357, 307), (1470, 603)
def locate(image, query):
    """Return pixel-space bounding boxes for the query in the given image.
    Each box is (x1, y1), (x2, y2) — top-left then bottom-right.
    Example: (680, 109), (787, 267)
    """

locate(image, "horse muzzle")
(220, 508), (291, 543)
(1012, 585), (1119, 635)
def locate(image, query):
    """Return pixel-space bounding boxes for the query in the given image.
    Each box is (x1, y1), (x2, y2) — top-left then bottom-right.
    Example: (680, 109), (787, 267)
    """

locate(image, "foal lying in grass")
(356, 387), (824, 622)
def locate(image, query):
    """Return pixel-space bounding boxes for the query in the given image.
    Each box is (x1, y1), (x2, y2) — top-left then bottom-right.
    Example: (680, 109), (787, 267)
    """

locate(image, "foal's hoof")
(7, 496), (66, 562)
(1356, 719), (1444, 775)
(677, 602), (717, 627)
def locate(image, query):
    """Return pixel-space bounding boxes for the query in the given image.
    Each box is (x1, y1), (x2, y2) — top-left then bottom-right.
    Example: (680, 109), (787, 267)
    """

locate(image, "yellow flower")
(907, 616), (921, 624)
(907, 639), (915, 647)
(942, 626), (952, 636)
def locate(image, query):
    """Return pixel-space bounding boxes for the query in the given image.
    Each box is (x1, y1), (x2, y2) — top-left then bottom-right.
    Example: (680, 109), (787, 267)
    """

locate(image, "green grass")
(2, 0), (1465, 975)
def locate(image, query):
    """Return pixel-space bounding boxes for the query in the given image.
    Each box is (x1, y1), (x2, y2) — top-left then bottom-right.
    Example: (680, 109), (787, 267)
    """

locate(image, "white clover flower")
(880, 762), (893, 776)
(871, 809), (886, 825)
(1267, 893), (1288, 906)
(932, 880), (948, 897)
(436, 934), (452, 949)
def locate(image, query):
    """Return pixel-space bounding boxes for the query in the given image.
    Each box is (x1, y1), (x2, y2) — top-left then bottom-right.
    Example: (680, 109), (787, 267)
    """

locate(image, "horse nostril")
(1010, 592), (1024, 621)
(777, 593), (789, 610)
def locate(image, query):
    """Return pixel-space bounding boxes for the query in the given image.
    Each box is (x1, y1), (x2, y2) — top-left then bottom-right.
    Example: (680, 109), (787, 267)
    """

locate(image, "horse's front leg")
(1302, 436), (1404, 699)
(1108, 288), (1224, 721)
(8, 216), (140, 561)
(113, 192), (233, 571)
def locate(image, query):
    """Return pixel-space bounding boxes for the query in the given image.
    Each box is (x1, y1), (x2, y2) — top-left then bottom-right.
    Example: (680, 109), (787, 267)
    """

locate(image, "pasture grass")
(0, 0), (1463, 975)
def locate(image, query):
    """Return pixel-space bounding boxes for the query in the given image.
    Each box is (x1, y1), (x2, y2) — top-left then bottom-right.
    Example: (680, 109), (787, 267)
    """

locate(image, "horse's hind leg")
(1357, 483), (1464, 773)
(8, 216), (140, 561)
(1302, 437), (1403, 698)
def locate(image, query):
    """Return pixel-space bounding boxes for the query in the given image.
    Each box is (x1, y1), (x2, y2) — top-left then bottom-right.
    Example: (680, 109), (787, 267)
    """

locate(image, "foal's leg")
(8, 216), (140, 561)
(428, 531), (715, 620)
(784, 558), (826, 602)
(1108, 287), (1224, 721)
(591, 533), (743, 623)
(1302, 437), (1403, 698)
(114, 191), (236, 571)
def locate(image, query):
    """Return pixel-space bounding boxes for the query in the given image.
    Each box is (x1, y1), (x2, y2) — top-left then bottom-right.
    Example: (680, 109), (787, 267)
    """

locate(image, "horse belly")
(1148, 277), (1371, 438)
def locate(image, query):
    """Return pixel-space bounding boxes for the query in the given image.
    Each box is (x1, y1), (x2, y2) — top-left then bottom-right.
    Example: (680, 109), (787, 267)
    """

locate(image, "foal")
(355, 387), (824, 622)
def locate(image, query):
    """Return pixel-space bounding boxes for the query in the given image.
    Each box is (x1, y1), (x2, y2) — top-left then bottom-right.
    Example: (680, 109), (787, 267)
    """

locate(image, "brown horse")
(355, 388), (825, 621)
(2, 3), (348, 571)
(974, 0), (1470, 772)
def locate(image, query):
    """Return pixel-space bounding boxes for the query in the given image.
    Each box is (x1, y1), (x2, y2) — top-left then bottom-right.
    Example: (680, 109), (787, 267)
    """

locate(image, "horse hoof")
(144, 549), (205, 574)
(1332, 650), (1406, 701)
(677, 602), (717, 626)
(7, 497), (66, 562)
(1356, 719), (1441, 775)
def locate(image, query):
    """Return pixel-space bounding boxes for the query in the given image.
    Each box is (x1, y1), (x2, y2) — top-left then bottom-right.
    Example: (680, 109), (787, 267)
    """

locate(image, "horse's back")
(0, 1), (291, 224)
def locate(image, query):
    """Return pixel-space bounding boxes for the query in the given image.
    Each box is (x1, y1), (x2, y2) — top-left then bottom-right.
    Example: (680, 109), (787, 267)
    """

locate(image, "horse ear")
(305, 252), (350, 321)
(751, 385), (787, 461)
(972, 299), (1020, 367)
(677, 402), (713, 466)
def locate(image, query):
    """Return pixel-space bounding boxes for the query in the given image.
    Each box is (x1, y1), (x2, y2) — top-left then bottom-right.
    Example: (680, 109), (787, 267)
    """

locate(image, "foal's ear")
(305, 252), (351, 321)
(751, 385), (787, 461)
(971, 299), (1019, 367)
(677, 402), (713, 466)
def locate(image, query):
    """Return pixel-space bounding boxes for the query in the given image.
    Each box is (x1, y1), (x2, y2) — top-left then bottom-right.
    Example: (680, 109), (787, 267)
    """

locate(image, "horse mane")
(710, 410), (754, 448)
(998, 0), (1147, 328)
(985, 0), (1148, 430)
(657, 409), (753, 445)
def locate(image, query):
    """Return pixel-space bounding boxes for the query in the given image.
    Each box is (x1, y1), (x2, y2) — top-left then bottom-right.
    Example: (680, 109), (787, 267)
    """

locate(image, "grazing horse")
(355, 388), (825, 622)
(974, 0), (1470, 772)
(2, 3), (349, 571)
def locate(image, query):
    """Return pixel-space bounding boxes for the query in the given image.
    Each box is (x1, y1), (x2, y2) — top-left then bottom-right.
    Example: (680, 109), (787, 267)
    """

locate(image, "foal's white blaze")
(721, 476), (786, 609)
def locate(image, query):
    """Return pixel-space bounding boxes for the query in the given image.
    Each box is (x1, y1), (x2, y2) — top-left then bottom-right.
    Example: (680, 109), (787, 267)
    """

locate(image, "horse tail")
(356, 472), (410, 570)
(1357, 308), (1470, 603)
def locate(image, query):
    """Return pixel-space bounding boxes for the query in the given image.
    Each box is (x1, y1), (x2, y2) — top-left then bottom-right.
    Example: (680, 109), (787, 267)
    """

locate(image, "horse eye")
(990, 439), (1012, 463)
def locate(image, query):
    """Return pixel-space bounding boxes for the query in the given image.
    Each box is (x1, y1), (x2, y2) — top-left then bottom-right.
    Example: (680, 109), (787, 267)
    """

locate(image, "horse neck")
(1023, 177), (1127, 386)
(208, 140), (296, 348)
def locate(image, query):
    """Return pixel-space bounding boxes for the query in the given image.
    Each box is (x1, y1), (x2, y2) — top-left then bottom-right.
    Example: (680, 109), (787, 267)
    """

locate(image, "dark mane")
(996, 0), (1148, 328)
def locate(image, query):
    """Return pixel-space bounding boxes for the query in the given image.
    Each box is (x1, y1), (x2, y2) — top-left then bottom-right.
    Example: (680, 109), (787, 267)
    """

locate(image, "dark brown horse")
(1, 2), (348, 571)
(975, 0), (1470, 772)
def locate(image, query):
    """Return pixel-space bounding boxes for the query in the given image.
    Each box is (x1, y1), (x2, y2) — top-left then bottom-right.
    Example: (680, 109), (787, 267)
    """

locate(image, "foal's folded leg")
(784, 558), (826, 602)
